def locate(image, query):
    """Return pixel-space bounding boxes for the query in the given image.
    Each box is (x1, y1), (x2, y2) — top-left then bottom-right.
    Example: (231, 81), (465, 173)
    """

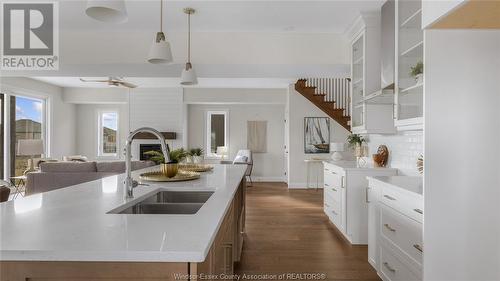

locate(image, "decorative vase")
(184, 155), (193, 164)
(355, 144), (368, 167)
(331, 151), (343, 161)
(161, 163), (178, 178)
(192, 155), (203, 164)
(354, 144), (364, 158)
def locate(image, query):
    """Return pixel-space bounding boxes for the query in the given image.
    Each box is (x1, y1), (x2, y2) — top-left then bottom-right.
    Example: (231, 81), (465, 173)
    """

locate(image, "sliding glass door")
(0, 94), (4, 179)
(11, 96), (45, 176)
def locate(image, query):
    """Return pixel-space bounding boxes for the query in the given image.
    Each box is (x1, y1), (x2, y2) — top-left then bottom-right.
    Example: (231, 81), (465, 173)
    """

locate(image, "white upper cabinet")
(349, 13), (395, 135)
(395, 0), (424, 130)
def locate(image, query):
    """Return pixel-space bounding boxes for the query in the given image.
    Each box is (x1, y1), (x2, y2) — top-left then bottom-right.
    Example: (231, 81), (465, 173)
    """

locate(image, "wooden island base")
(0, 180), (246, 281)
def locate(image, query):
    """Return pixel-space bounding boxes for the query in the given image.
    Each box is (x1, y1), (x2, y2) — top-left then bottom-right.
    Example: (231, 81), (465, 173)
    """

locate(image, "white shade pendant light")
(180, 8), (197, 85)
(147, 0), (173, 64)
(86, 0), (128, 23)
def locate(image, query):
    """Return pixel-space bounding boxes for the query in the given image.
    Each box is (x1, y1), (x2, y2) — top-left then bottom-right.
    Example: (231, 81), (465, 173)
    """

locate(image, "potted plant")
(410, 61), (423, 84)
(347, 134), (366, 157)
(189, 148), (204, 164)
(144, 148), (188, 178)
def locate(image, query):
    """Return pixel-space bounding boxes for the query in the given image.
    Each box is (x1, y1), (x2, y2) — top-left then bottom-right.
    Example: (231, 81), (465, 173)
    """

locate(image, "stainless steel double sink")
(109, 191), (214, 215)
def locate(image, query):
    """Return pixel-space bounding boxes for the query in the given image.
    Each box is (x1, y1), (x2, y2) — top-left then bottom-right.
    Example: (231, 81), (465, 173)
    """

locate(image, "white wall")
(187, 104), (285, 181)
(287, 85), (351, 188)
(63, 87), (128, 104)
(184, 88), (286, 105)
(129, 88), (185, 149)
(366, 131), (423, 176)
(0, 77), (76, 160)
(75, 103), (129, 161)
(424, 30), (500, 281)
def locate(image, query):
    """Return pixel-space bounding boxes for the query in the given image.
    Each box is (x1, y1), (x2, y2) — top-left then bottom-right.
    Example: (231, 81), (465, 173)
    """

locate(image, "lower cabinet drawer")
(380, 186), (423, 223)
(330, 207), (342, 230)
(380, 204), (423, 266)
(380, 245), (420, 281)
(324, 201), (342, 231)
(324, 185), (341, 203)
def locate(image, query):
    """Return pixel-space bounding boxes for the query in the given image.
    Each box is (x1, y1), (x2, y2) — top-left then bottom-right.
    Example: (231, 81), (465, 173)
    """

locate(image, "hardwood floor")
(235, 182), (380, 281)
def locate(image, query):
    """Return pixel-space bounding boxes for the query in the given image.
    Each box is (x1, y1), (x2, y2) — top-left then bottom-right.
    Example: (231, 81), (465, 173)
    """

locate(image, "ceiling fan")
(79, 77), (137, 88)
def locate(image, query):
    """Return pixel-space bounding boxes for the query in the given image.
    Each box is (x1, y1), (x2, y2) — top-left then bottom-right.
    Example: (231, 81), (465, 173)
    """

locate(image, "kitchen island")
(0, 164), (247, 281)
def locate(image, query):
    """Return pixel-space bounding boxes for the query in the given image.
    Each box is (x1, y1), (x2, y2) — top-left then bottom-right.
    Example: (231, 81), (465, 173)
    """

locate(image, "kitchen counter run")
(0, 164), (247, 263)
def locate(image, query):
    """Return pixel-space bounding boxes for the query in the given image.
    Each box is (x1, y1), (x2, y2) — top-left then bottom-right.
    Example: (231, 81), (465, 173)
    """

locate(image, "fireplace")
(140, 144), (161, 161)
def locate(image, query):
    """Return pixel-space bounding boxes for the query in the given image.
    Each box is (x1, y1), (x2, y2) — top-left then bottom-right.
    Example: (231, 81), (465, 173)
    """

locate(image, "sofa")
(25, 161), (155, 196)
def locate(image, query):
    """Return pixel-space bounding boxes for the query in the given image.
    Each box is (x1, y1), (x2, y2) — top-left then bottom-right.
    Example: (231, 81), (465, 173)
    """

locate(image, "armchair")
(221, 149), (253, 186)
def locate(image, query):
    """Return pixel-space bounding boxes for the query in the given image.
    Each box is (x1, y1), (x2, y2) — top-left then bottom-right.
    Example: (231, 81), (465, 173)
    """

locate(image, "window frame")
(205, 110), (229, 159)
(97, 110), (119, 158)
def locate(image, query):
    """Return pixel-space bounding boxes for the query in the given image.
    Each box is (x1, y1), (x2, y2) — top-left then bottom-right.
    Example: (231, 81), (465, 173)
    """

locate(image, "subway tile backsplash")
(367, 131), (423, 176)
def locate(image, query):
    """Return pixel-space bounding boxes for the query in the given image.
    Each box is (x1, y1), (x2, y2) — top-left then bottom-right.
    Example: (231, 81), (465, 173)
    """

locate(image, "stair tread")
(294, 79), (351, 131)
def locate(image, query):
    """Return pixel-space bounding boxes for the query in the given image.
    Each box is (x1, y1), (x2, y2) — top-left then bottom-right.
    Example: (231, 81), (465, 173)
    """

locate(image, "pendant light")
(180, 8), (197, 85)
(147, 0), (173, 64)
(86, 0), (128, 23)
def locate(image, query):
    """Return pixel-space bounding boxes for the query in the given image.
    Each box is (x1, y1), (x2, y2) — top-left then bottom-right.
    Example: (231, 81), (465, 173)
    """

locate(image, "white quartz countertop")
(0, 164), (246, 263)
(367, 176), (423, 195)
(323, 160), (398, 171)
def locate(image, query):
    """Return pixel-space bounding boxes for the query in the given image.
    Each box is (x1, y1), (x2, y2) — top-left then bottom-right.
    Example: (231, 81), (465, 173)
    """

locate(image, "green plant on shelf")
(347, 133), (366, 149)
(144, 148), (188, 164)
(410, 61), (423, 78)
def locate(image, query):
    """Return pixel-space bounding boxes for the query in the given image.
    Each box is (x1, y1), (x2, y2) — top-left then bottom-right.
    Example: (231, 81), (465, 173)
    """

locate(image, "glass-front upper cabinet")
(395, 0), (423, 130)
(351, 31), (365, 128)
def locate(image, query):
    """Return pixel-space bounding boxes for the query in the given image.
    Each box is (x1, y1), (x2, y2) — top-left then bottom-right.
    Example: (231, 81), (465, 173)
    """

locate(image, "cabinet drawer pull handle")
(413, 208), (423, 214)
(324, 168), (329, 171)
(413, 244), (423, 253)
(383, 262), (396, 273)
(365, 187), (370, 203)
(332, 188), (337, 192)
(332, 210), (338, 215)
(384, 194), (396, 201)
(325, 183), (330, 187)
(384, 223), (396, 232)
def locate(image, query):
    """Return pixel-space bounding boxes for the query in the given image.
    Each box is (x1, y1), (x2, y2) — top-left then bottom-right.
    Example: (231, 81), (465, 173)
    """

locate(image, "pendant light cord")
(160, 0), (163, 33)
(187, 12), (191, 63)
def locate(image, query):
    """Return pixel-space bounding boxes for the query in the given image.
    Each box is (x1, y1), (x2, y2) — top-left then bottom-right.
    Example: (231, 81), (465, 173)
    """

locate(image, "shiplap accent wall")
(129, 88), (185, 149)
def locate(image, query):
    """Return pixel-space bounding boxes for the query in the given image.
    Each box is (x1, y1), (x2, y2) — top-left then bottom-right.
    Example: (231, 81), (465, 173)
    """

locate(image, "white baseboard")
(252, 177), (285, 182)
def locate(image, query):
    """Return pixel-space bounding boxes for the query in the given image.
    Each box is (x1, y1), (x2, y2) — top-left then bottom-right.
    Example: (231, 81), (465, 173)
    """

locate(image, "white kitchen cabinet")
(367, 176), (423, 281)
(348, 14), (395, 135)
(323, 161), (397, 244)
(395, 0), (424, 131)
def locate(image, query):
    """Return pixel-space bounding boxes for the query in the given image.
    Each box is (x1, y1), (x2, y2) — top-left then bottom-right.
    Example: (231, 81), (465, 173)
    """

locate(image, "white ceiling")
(58, 0), (384, 33)
(32, 77), (296, 88)
(29, 1), (381, 88)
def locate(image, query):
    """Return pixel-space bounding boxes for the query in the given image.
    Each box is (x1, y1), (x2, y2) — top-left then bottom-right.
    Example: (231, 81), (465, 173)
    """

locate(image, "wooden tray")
(139, 170), (200, 182)
(179, 164), (214, 173)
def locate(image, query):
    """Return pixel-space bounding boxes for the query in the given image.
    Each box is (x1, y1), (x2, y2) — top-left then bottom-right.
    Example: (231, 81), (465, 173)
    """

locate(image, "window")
(12, 96), (46, 176)
(98, 111), (119, 157)
(206, 111), (228, 157)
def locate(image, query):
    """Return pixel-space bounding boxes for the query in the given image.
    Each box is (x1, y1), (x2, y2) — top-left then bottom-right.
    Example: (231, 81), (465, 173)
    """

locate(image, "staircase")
(295, 78), (351, 131)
